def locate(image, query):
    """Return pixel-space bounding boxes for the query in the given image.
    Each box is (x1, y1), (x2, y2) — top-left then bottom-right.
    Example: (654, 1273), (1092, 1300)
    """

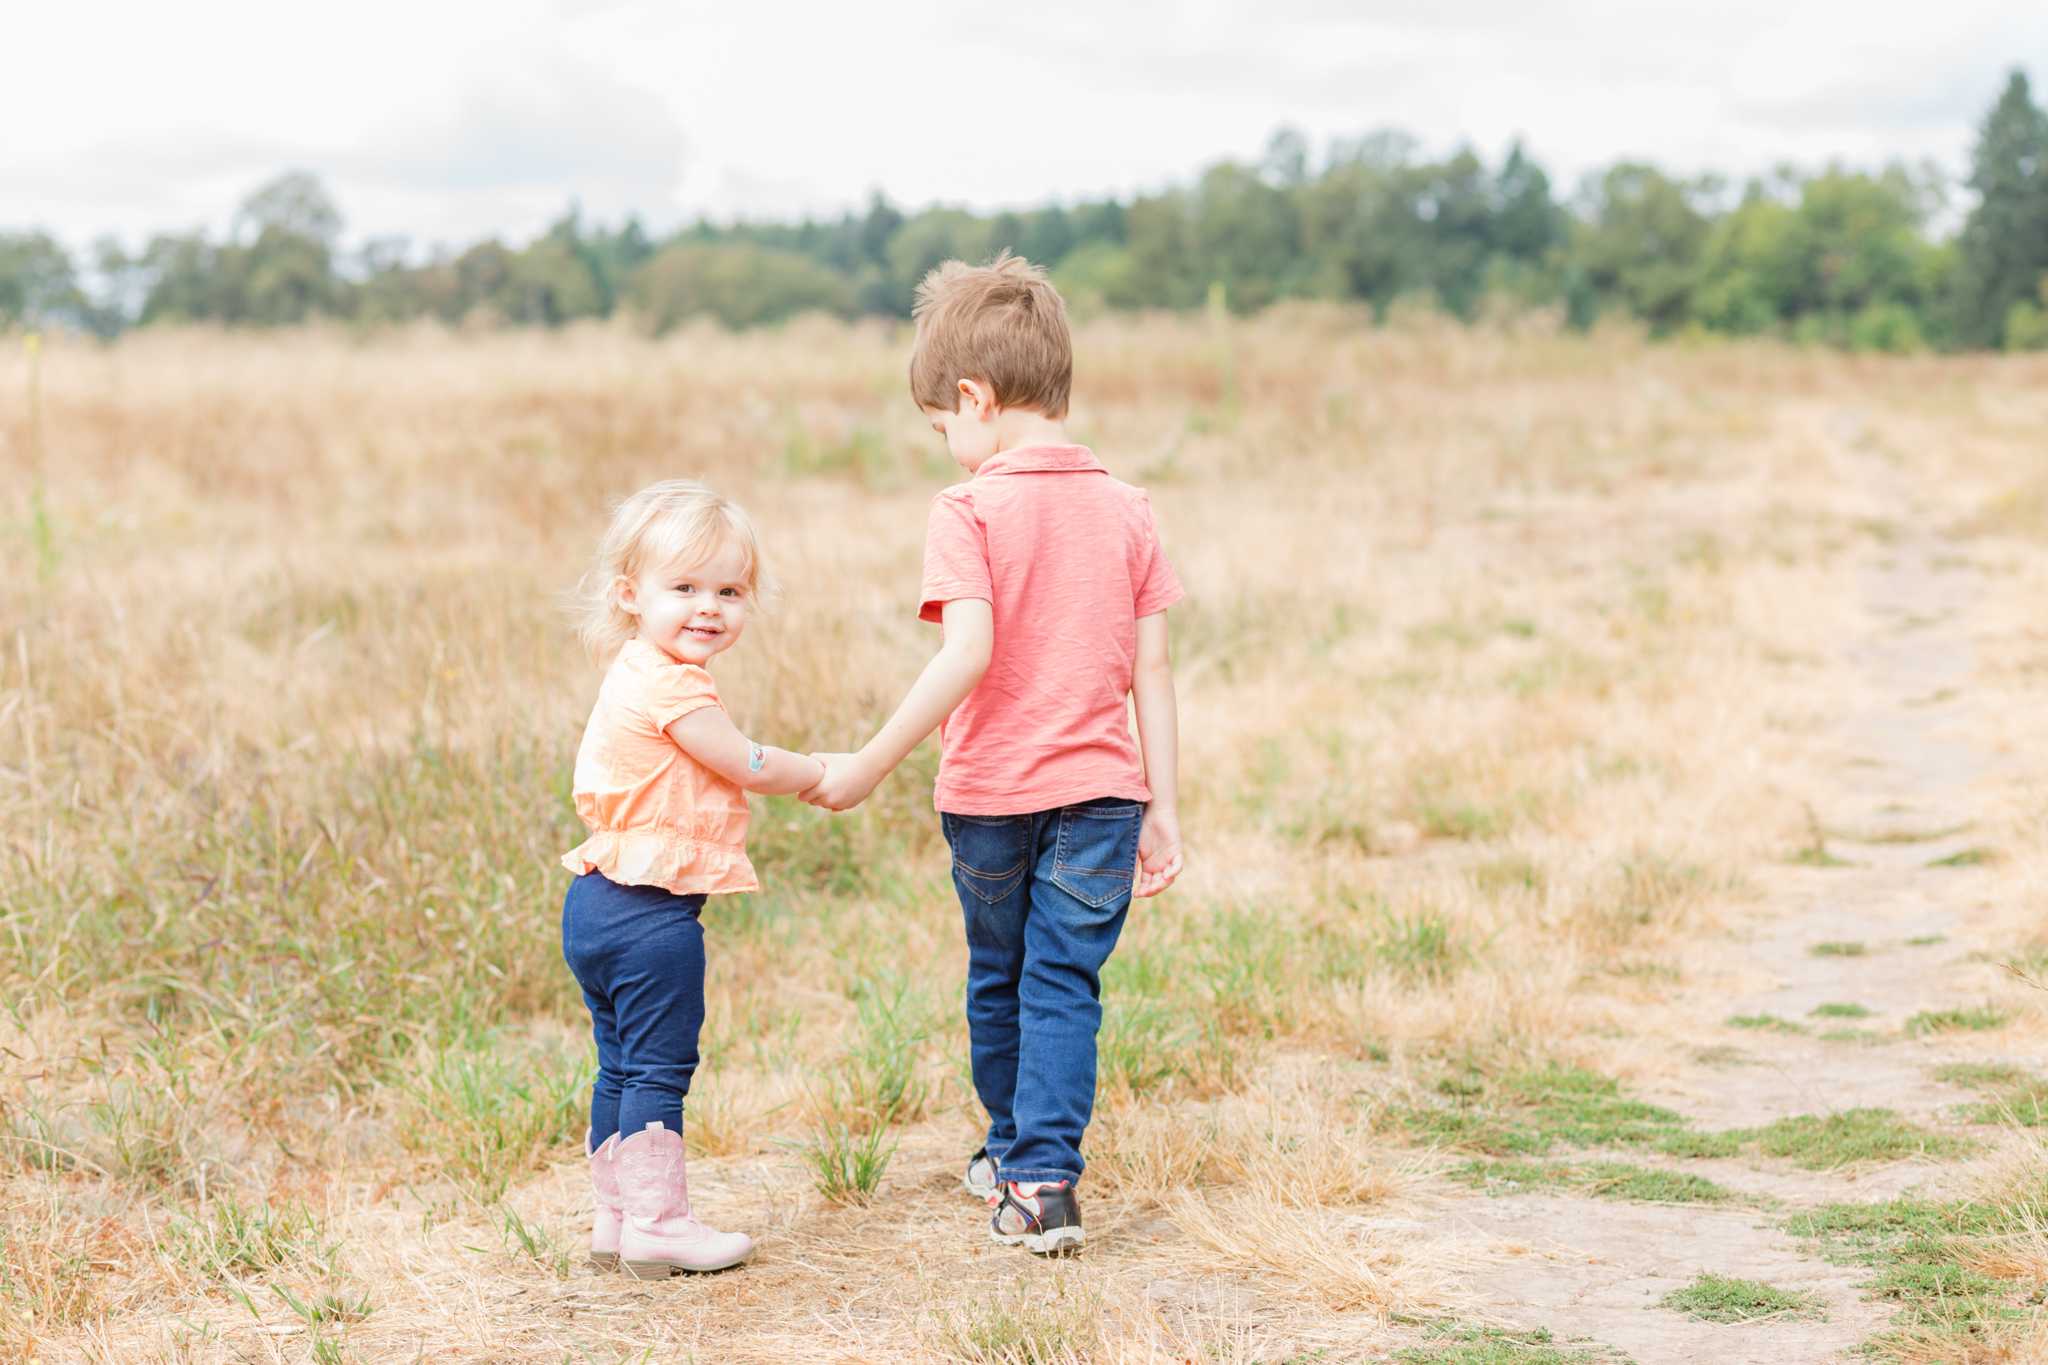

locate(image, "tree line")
(6, 71), (2047, 351)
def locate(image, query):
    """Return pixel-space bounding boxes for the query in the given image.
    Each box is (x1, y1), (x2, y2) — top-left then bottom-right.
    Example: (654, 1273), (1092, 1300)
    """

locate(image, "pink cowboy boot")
(614, 1120), (754, 1277)
(587, 1128), (624, 1271)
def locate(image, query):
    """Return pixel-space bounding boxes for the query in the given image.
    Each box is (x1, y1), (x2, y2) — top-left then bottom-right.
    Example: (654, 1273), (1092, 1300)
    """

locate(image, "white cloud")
(337, 58), (690, 245)
(0, 0), (2043, 251)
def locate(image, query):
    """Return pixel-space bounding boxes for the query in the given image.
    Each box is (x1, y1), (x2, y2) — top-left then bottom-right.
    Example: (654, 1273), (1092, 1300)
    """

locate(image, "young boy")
(803, 252), (1183, 1255)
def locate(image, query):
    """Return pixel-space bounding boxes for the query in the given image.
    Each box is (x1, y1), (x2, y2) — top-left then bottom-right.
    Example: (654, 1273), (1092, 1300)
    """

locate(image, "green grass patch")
(1826, 823), (1970, 844)
(1961, 1093), (2048, 1126)
(1449, 1159), (1582, 1193)
(1819, 1028), (1894, 1046)
(1395, 1323), (1628, 1364)
(1657, 1273), (1826, 1324)
(1753, 1109), (1974, 1168)
(1784, 1197), (2002, 1248)
(1587, 1166), (1738, 1203)
(1811, 941), (1868, 957)
(1403, 769), (1529, 841)
(1368, 905), (1473, 982)
(1811, 1002), (1872, 1018)
(1927, 847), (1992, 867)
(1908, 935), (1948, 946)
(1906, 1004), (2010, 1036)
(1498, 1065), (1693, 1148)
(1790, 816), (1850, 866)
(1654, 1129), (1746, 1158)
(397, 1039), (586, 1204)
(1934, 1063), (2029, 1089)
(1451, 1159), (1737, 1204)
(1790, 845), (1851, 867)
(1932, 1065), (2048, 1126)
(1096, 994), (1237, 1099)
(791, 1120), (898, 1207)
(165, 1190), (343, 1281)
(1472, 855), (1546, 895)
(1782, 1197), (2029, 1354)
(1727, 1013), (1808, 1033)
(1390, 1064), (1754, 1162)
(1390, 1065), (1670, 1155)
(1437, 1111), (1974, 1169)
(1393, 1105), (1552, 1157)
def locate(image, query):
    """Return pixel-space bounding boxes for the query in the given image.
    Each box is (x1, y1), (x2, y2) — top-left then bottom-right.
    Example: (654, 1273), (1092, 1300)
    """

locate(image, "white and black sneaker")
(990, 1181), (1084, 1256)
(964, 1147), (1000, 1204)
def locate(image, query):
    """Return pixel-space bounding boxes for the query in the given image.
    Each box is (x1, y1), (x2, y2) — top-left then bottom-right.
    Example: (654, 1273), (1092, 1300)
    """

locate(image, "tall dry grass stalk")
(0, 313), (2042, 1358)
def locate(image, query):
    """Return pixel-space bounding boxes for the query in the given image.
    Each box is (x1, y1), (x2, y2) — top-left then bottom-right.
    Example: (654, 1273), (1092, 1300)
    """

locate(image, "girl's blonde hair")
(575, 480), (775, 666)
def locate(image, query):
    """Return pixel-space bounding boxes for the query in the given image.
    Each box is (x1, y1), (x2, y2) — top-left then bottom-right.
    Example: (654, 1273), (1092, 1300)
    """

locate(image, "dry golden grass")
(1, 312), (2047, 1360)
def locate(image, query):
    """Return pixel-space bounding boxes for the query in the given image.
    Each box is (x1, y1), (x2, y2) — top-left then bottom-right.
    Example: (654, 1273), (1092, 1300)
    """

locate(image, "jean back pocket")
(942, 813), (1030, 904)
(1050, 803), (1142, 909)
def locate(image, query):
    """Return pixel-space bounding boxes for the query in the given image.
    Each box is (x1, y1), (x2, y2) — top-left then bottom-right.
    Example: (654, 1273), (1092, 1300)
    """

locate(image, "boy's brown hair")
(909, 252), (1072, 420)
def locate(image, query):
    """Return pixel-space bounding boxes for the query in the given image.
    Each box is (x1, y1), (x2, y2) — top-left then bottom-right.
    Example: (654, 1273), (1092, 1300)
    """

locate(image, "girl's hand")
(1134, 806), (1184, 898)
(801, 753), (880, 811)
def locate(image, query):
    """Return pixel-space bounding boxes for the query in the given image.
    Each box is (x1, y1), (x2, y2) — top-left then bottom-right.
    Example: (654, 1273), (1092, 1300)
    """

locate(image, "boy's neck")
(963, 409), (1071, 473)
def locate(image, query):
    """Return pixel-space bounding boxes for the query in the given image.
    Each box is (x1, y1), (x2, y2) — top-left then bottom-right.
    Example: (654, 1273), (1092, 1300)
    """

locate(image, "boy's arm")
(1131, 609), (1183, 898)
(667, 708), (826, 796)
(801, 597), (993, 811)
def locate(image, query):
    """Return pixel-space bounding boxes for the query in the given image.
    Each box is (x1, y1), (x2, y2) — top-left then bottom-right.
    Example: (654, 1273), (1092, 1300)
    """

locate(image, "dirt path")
(1415, 428), (2020, 1364)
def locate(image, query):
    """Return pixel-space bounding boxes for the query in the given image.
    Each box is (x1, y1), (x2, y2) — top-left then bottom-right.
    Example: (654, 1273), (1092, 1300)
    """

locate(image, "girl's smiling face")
(616, 538), (752, 667)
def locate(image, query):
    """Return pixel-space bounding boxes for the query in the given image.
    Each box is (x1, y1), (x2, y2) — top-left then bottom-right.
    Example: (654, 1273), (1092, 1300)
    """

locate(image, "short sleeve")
(642, 660), (724, 732)
(918, 490), (993, 623)
(1131, 494), (1185, 618)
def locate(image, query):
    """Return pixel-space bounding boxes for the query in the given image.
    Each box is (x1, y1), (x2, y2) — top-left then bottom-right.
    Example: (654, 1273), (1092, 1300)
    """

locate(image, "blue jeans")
(560, 871), (707, 1145)
(943, 797), (1144, 1186)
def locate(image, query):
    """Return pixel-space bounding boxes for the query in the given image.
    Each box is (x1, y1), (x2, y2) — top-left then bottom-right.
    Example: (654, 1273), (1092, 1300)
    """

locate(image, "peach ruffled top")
(561, 638), (757, 896)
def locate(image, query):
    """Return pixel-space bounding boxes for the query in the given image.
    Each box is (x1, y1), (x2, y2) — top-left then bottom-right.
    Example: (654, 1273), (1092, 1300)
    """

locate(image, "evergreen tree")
(136, 172), (342, 325)
(1493, 142), (1563, 262)
(1952, 70), (2048, 348)
(0, 231), (85, 328)
(237, 171), (342, 323)
(12, 84), (2041, 346)
(1569, 164), (1711, 331)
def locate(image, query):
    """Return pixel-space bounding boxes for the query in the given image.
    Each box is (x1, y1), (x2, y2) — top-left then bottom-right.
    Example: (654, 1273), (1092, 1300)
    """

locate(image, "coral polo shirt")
(919, 444), (1184, 816)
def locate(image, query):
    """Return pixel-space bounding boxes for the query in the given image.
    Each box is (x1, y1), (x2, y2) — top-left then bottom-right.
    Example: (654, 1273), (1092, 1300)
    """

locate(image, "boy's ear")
(958, 377), (997, 417)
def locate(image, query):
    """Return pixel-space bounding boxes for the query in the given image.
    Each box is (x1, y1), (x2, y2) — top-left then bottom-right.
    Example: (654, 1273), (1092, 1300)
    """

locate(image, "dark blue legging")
(560, 871), (706, 1144)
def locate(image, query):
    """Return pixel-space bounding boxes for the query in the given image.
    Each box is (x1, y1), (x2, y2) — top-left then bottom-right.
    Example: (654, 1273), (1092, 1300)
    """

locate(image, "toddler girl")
(562, 480), (823, 1278)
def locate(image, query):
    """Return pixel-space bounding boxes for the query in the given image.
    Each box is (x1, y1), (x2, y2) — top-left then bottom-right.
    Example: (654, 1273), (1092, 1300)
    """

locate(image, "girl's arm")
(1130, 609), (1183, 898)
(667, 708), (826, 797)
(800, 597), (994, 811)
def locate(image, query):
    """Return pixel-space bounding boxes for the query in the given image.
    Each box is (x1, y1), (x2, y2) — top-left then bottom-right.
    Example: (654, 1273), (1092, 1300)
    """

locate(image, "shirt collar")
(972, 444), (1105, 478)
(619, 637), (673, 668)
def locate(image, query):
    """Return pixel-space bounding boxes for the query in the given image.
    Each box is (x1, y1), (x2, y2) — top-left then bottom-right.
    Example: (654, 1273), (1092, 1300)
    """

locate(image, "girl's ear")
(614, 575), (642, 618)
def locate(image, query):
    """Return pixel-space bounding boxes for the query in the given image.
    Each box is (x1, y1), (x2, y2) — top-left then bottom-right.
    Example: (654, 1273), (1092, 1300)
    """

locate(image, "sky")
(4, 0), (2047, 256)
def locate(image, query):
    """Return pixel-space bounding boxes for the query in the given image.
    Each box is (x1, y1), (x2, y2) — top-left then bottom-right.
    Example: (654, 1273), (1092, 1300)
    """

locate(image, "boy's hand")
(1133, 807), (1184, 898)
(801, 753), (881, 811)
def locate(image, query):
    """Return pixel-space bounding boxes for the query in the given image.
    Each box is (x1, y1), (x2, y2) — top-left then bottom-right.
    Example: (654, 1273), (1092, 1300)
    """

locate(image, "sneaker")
(963, 1147), (1000, 1204)
(990, 1181), (1084, 1256)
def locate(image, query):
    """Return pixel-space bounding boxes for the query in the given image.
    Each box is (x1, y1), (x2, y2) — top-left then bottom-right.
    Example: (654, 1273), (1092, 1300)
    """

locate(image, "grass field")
(4, 311), (2048, 1362)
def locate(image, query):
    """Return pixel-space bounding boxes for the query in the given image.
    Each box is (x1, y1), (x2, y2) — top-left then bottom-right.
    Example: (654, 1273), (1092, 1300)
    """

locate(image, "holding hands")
(794, 599), (1184, 898)
(798, 753), (880, 811)
(796, 598), (994, 813)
